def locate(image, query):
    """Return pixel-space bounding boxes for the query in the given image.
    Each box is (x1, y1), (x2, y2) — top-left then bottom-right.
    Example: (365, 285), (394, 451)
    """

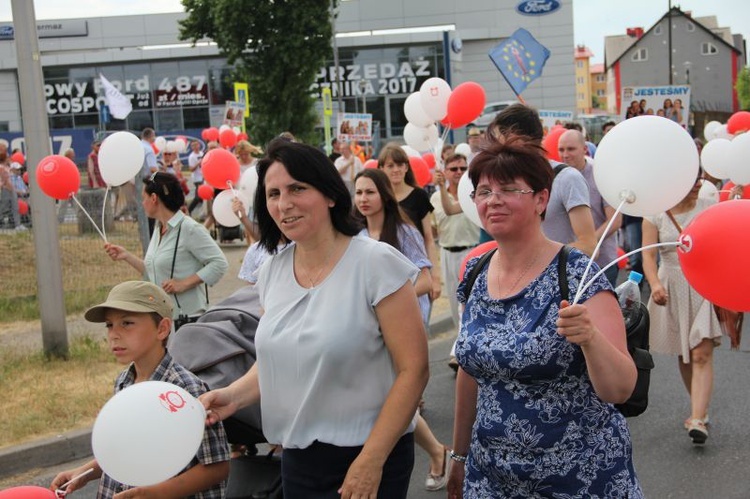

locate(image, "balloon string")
(101, 186), (110, 242)
(574, 241), (680, 301)
(71, 194), (107, 242)
(572, 197), (628, 304)
(227, 181), (242, 219)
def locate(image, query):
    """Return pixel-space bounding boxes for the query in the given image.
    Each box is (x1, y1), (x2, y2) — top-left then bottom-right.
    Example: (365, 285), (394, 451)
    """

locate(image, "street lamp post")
(684, 61), (692, 85)
(359, 79), (367, 114)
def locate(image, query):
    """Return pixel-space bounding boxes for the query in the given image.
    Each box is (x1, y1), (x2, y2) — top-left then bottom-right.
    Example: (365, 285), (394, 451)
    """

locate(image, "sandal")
(683, 414), (710, 429)
(424, 446), (451, 491)
(687, 419), (708, 445)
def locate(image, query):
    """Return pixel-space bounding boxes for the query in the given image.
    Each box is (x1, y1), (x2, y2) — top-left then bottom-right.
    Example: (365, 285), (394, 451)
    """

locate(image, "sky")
(0, 0), (748, 66)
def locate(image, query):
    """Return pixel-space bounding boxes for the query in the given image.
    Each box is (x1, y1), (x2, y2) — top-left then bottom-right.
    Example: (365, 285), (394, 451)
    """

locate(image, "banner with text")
(337, 113), (373, 142)
(620, 85), (691, 128)
(538, 109), (574, 134)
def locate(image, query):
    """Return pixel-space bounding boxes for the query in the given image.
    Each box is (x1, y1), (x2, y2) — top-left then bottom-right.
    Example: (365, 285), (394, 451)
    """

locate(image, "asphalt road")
(5, 316), (750, 498)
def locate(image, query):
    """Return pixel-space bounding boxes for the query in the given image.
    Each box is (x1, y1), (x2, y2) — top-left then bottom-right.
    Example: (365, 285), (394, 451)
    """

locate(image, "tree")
(179, 0), (336, 145)
(736, 67), (750, 111)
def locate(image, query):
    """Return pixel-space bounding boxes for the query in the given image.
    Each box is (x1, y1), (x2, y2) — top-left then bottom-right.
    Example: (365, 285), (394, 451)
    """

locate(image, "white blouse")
(255, 235), (419, 449)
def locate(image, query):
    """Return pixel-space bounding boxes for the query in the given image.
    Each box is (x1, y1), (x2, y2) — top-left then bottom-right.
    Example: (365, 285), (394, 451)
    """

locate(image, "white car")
(473, 101), (517, 127)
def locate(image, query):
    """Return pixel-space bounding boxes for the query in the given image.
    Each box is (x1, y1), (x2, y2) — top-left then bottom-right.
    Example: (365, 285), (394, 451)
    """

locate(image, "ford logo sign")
(516, 0), (561, 16)
(0, 25), (15, 38)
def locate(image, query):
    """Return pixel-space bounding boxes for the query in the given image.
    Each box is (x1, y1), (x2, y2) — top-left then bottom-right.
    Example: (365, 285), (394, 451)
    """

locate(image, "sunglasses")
(447, 166), (468, 173)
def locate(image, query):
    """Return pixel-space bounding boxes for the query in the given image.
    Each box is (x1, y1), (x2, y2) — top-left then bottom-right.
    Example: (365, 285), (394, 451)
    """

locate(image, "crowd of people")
(35, 100), (745, 497)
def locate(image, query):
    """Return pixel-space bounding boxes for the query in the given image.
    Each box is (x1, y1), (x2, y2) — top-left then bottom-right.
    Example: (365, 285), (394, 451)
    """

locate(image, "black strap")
(462, 245), (571, 302)
(552, 163), (569, 178)
(168, 221), (209, 312)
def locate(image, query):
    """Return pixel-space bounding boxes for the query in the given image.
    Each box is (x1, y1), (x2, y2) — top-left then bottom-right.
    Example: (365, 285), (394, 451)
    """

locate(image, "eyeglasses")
(447, 166), (468, 173)
(470, 187), (535, 203)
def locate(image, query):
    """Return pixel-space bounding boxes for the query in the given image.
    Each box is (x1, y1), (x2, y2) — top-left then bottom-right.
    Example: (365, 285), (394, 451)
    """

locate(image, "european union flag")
(488, 28), (550, 96)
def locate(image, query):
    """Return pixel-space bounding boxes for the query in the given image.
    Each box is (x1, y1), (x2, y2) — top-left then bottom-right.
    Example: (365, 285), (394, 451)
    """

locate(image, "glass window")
(183, 107), (210, 130)
(155, 109), (183, 131)
(701, 42), (718, 55)
(208, 65), (234, 106)
(127, 110), (154, 132)
(388, 96), (407, 139)
(631, 48), (648, 62)
(49, 115), (74, 130)
(654, 24), (662, 36)
(74, 113), (99, 128)
(687, 22), (695, 32)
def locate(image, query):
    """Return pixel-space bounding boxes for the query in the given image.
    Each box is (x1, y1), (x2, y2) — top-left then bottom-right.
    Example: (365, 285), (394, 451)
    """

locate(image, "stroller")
(169, 285), (282, 499)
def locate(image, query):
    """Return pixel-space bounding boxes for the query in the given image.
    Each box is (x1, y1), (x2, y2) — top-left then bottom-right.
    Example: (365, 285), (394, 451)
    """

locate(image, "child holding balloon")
(50, 281), (230, 498)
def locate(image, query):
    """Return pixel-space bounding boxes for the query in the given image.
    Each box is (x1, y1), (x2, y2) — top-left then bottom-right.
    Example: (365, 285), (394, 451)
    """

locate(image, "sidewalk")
(0, 242), (456, 484)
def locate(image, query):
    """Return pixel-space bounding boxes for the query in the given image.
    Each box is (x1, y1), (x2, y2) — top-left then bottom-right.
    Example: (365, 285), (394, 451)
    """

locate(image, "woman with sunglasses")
(446, 138), (640, 498)
(103, 172), (228, 319)
(378, 143), (442, 302)
(642, 171), (722, 445)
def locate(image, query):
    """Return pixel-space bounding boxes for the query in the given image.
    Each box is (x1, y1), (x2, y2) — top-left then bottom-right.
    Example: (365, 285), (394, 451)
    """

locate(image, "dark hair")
(141, 127), (155, 140)
(143, 172), (184, 212)
(487, 103), (544, 142)
(470, 138), (553, 217)
(353, 169), (412, 253)
(602, 121), (616, 132)
(377, 143), (417, 187)
(444, 153), (467, 167)
(563, 122), (583, 132)
(254, 139), (361, 252)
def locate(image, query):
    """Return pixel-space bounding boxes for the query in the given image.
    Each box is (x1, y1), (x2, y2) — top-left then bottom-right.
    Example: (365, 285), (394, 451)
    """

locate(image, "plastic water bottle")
(615, 271), (643, 329)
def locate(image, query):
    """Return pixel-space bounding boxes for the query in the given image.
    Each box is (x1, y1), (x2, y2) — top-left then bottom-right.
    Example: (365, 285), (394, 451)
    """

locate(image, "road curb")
(0, 313), (456, 482)
(0, 428), (92, 480)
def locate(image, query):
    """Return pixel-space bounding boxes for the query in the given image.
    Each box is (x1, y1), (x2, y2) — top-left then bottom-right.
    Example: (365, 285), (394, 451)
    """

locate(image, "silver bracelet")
(449, 450), (467, 463)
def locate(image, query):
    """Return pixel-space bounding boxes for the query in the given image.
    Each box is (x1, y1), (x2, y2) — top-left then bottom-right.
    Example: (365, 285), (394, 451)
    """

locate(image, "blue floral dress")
(456, 248), (642, 498)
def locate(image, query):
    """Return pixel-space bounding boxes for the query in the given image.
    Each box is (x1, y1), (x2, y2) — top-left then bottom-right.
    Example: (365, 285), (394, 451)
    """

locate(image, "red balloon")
(10, 151), (25, 164)
(718, 181), (750, 202)
(175, 135), (188, 145)
(616, 247), (628, 269)
(409, 156), (431, 187)
(237, 132), (249, 142)
(0, 485), (56, 498)
(444, 82), (486, 129)
(35, 155), (80, 200)
(677, 200), (750, 311)
(202, 127), (219, 142)
(219, 129), (238, 149)
(22, 171), (29, 184)
(543, 127), (566, 162)
(726, 111), (750, 135)
(363, 159), (378, 169)
(18, 199), (29, 216)
(202, 148), (241, 189)
(197, 183), (215, 201)
(151, 142), (159, 155)
(459, 241), (499, 281)
(422, 152), (436, 169)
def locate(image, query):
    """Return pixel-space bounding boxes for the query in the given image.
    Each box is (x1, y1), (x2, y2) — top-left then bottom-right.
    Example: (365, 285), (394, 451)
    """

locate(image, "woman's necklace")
(298, 237), (339, 288)
(496, 248), (541, 298)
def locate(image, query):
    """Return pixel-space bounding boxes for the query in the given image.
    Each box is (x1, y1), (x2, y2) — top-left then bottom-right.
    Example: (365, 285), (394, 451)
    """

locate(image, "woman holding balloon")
(446, 138), (641, 498)
(104, 172), (228, 320)
(642, 171), (722, 445)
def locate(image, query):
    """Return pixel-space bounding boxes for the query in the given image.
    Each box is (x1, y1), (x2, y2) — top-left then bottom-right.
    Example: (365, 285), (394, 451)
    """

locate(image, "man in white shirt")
(186, 140), (204, 217)
(333, 140), (363, 198)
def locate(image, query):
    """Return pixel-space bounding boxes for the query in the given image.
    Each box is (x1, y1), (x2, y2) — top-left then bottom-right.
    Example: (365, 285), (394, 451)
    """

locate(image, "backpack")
(461, 245), (654, 417)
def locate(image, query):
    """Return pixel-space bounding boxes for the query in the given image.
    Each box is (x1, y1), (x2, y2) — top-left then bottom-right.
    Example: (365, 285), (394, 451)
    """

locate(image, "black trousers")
(281, 432), (414, 499)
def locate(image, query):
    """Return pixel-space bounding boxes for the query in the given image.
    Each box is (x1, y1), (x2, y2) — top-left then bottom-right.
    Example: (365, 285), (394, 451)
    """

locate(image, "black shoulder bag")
(170, 222), (209, 330)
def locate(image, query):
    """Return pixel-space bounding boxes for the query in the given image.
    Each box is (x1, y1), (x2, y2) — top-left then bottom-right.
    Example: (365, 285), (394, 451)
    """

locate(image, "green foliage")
(180, 0), (336, 145)
(736, 67), (750, 111)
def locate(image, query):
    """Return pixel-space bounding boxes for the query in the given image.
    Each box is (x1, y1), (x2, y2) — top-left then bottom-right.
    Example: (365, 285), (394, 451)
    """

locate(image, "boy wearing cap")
(51, 281), (230, 498)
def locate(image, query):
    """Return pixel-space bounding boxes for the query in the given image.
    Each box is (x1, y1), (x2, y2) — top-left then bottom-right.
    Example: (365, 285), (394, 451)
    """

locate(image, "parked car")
(473, 100), (517, 127)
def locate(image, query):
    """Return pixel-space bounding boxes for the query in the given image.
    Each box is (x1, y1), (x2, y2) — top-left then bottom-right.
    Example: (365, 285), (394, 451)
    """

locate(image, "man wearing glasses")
(431, 153), (480, 334)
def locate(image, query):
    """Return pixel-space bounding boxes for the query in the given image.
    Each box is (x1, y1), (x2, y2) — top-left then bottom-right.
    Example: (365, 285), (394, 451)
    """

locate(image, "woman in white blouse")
(200, 139), (429, 498)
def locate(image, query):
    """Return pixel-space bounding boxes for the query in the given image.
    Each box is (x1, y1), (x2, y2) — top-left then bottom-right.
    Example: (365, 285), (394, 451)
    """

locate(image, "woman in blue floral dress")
(446, 139), (642, 498)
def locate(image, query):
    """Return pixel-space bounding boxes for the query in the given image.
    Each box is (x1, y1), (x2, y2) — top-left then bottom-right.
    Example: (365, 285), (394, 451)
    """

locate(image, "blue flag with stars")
(488, 28), (550, 96)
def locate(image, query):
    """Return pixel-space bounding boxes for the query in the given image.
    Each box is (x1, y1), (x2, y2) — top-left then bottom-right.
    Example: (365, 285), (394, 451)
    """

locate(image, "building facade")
(574, 45), (593, 114)
(589, 63), (607, 111)
(604, 7), (746, 116)
(0, 1), (575, 156)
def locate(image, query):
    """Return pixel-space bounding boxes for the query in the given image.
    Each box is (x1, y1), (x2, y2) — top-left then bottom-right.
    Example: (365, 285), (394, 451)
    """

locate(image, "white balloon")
(455, 142), (471, 158)
(593, 116), (699, 217)
(92, 381), (205, 487)
(698, 180), (718, 202)
(419, 77), (452, 121)
(401, 145), (421, 158)
(219, 124), (231, 133)
(712, 124), (733, 140)
(403, 92), (433, 127)
(165, 140), (180, 154)
(700, 138), (732, 180)
(212, 189), (250, 227)
(726, 132), (750, 185)
(98, 132), (145, 186)
(175, 138), (188, 153)
(457, 172), (481, 227)
(154, 136), (167, 153)
(403, 123), (439, 152)
(703, 121), (721, 142)
(239, 166), (258, 209)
